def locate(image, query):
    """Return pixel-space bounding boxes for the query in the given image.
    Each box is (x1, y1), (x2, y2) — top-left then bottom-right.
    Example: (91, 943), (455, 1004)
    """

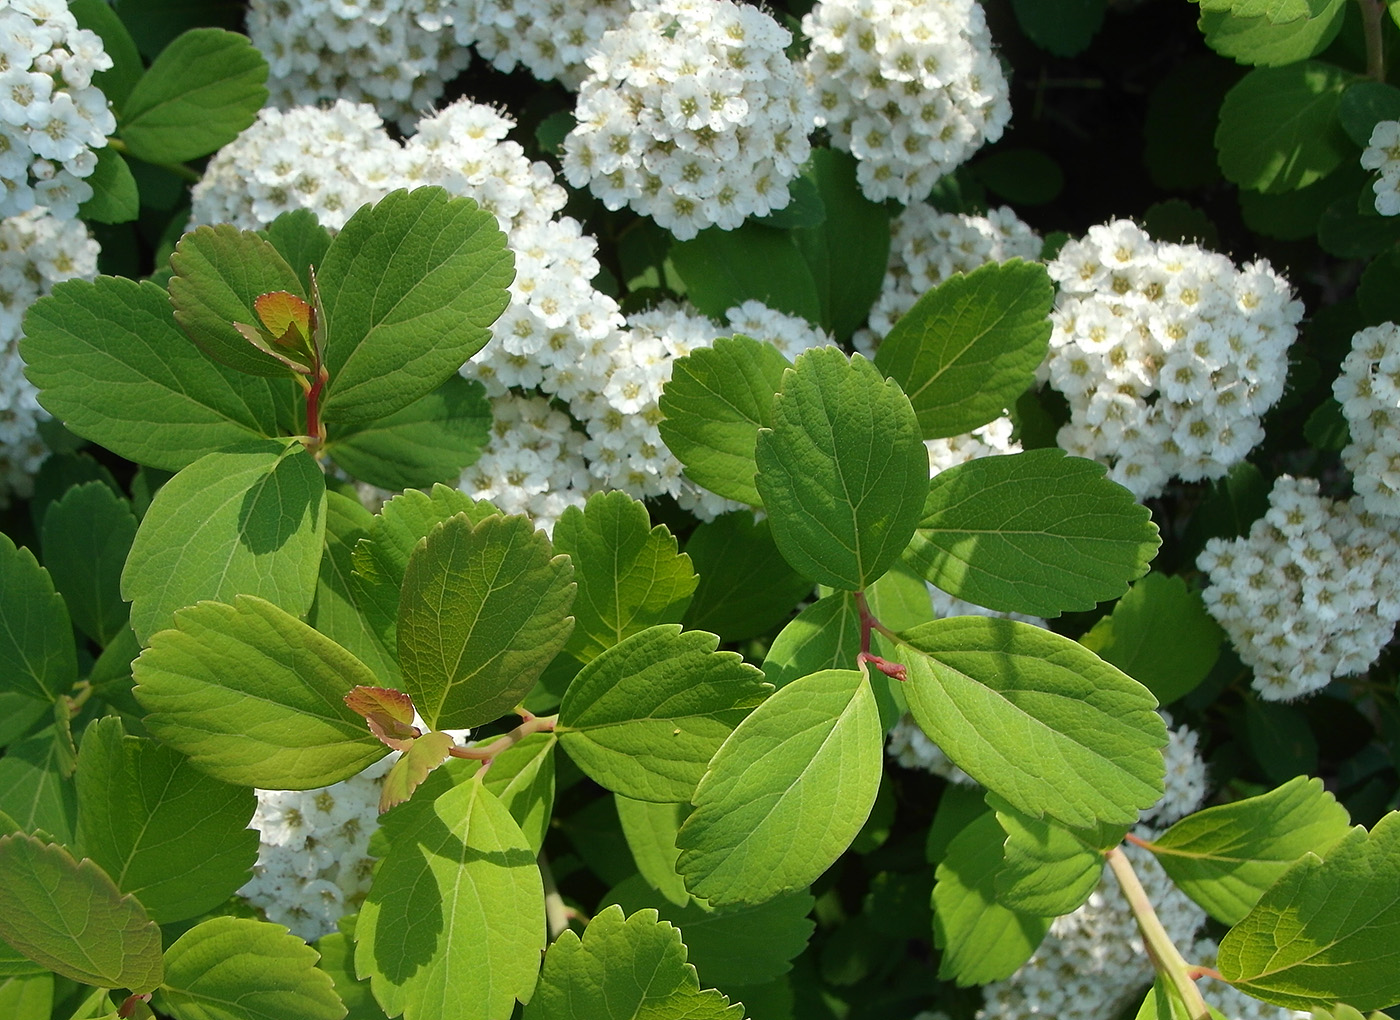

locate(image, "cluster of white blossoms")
(855, 204), (1042, 359)
(561, 0), (816, 240)
(246, 0), (472, 131)
(1360, 120), (1400, 216)
(1333, 322), (1400, 518)
(466, 0), (632, 88)
(0, 0), (115, 220)
(0, 207), (98, 505)
(802, 0), (1011, 204)
(1042, 219), (1302, 500)
(1197, 476), (1400, 701)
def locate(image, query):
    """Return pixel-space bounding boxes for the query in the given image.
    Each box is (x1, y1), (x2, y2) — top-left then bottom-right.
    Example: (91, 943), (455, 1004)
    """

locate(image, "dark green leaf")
(0, 729), (78, 843)
(40, 482), (137, 646)
(77, 148), (139, 225)
(69, 0), (142, 110)
(970, 148), (1065, 204)
(265, 208), (333, 293)
(670, 223), (823, 327)
(682, 512), (814, 643)
(1010, 0), (1107, 56)
(0, 533), (76, 704)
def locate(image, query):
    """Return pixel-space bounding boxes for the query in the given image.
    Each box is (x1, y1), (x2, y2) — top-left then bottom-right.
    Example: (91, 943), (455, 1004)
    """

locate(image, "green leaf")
(1197, 0), (1337, 20)
(608, 873), (816, 987)
(970, 148), (1066, 205)
(1341, 81), (1400, 147)
(676, 668), (882, 906)
(1133, 976), (1230, 1020)
(0, 833), (163, 992)
(658, 335), (790, 506)
(132, 595), (388, 789)
(477, 732), (556, 854)
(350, 486), (499, 656)
(558, 625), (769, 803)
(670, 223), (823, 328)
(0, 729), (79, 844)
(309, 491), (399, 686)
(69, 0), (142, 110)
(1218, 812), (1400, 1011)
(1010, 0), (1107, 56)
(1319, 193), (1400, 256)
(74, 717), (258, 924)
(1147, 776), (1353, 925)
(552, 491), (697, 664)
(326, 376), (492, 490)
(121, 441), (326, 644)
(905, 448), (1159, 617)
(681, 513), (814, 643)
(524, 905), (743, 1020)
(874, 259), (1053, 441)
(118, 28), (268, 163)
(1215, 61), (1356, 193)
(760, 593), (862, 691)
(40, 482), (138, 646)
(317, 187), (514, 425)
(0, 533), (76, 703)
(156, 916), (345, 1020)
(77, 147), (139, 224)
(989, 795), (1110, 917)
(789, 148), (892, 341)
(1200, 2), (1346, 67)
(902, 617), (1167, 829)
(265, 208), (333, 293)
(932, 811), (1051, 985)
(168, 224), (309, 378)
(21, 277), (296, 471)
(1079, 573), (1224, 705)
(615, 797), (691, 907)
(0, 972), (52, 1020)
(399, 513), (575, 729)
(755, 347), (928, 591)
(0, 693), (47, 751)
(357, 777), (544, 1020)
(315, 929), (389, 1020)
(379, 731), (458, 812)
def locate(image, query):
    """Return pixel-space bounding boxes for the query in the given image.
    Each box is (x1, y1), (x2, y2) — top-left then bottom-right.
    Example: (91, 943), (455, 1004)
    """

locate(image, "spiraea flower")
(1361, 119), (1400, 216)
(1333, 322), (1400, 517)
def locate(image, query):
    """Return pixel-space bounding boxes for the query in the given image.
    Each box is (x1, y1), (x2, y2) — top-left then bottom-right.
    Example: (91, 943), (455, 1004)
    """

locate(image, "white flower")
(1334, 322), (1400, 518)
(1362, 120), (1400, 216)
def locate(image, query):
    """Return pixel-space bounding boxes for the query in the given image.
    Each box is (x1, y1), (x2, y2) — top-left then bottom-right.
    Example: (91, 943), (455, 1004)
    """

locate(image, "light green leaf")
(523, 905), (743, 1020)
(265, 208), (333, 292)
(754, 347), (928, 591)
(315, 928), (389, 1020)
(1218, 812), (1400, 1011)
(399, 513), (575, 729)
(317, 187), (514, 425)
(308, 491), (399, 686)
(1215, 61), (1355, 193)
(326, 376), (492, 491)
(0, 833), (163, 992)
(760, 593), (861, 691)
(1079, 573), (1223, 705)
(77, 146), (139, 224)
(0, 532), (76, 703)
(989, 795), (1111, 917)
(902, 617), (1167, 829)
(552, 492), (696, 665)
(168, 224), (308, 378)
(874, 260), (1053, 440)
(905, 448), (1159, 617)
(681, 513), (814, 644)
(40, 482), (137, 646)
(676, 668), (882, 906)
(558, 625), (769, 803)
(789, 148), (891, 342)
(350, 485), (499, 657)
(1197, 0), (1335, 21)
(608, 873), (815, 988)
(670, 223), (823, 327)
(1133, 976), (1230, 1020)
(658, 335), (789, 507)
(0, 971), (52, 1020)
(356, 777), (544, 1020)
(0, 728), (78, 843)
(21, 277), (296, 470)
(156, 916), (345, 1020)
(119, 28), (268, 163)
(615, 796), (691, 907)
(477, 732), (556, 854)
(132, 595), (388, 789)
(379, 731), (458, 812)
(933, 810), (1051, 986)
(121, 441), (326, 644)
(74, 716), (258, 924)
(1200, 2), (1345, 67)
(1148, 776), (1353, 925)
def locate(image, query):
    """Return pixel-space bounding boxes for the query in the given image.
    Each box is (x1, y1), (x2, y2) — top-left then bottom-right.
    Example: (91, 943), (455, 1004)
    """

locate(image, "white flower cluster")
(246, 0), (472, 131)
(1361, 120), (1400, 216)
(1333, 322), (1400, 518)
(561, 0), (816, 240)
(1197, 476), (1400, 701)
(466, 0), (632, 88)
(0, 207), (98, 505)
(924, 416), (1020, 477)
(855, 204), (1042, 360)
(802, 0), (1011, 204)
(1042, 220), (1302, 500)
(0, 0), (115, 220)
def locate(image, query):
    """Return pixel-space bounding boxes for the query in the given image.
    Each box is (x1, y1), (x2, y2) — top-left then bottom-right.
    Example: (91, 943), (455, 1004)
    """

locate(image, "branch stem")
(449, 714), (557, 763)
(104, 137), (202, 182)
(1358, 0), (1387, 81)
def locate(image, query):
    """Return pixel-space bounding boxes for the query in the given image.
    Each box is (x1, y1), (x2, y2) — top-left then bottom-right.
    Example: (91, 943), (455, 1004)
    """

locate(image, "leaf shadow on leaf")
(235, 457), (322, 555)
(363, 792), (538, 983)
